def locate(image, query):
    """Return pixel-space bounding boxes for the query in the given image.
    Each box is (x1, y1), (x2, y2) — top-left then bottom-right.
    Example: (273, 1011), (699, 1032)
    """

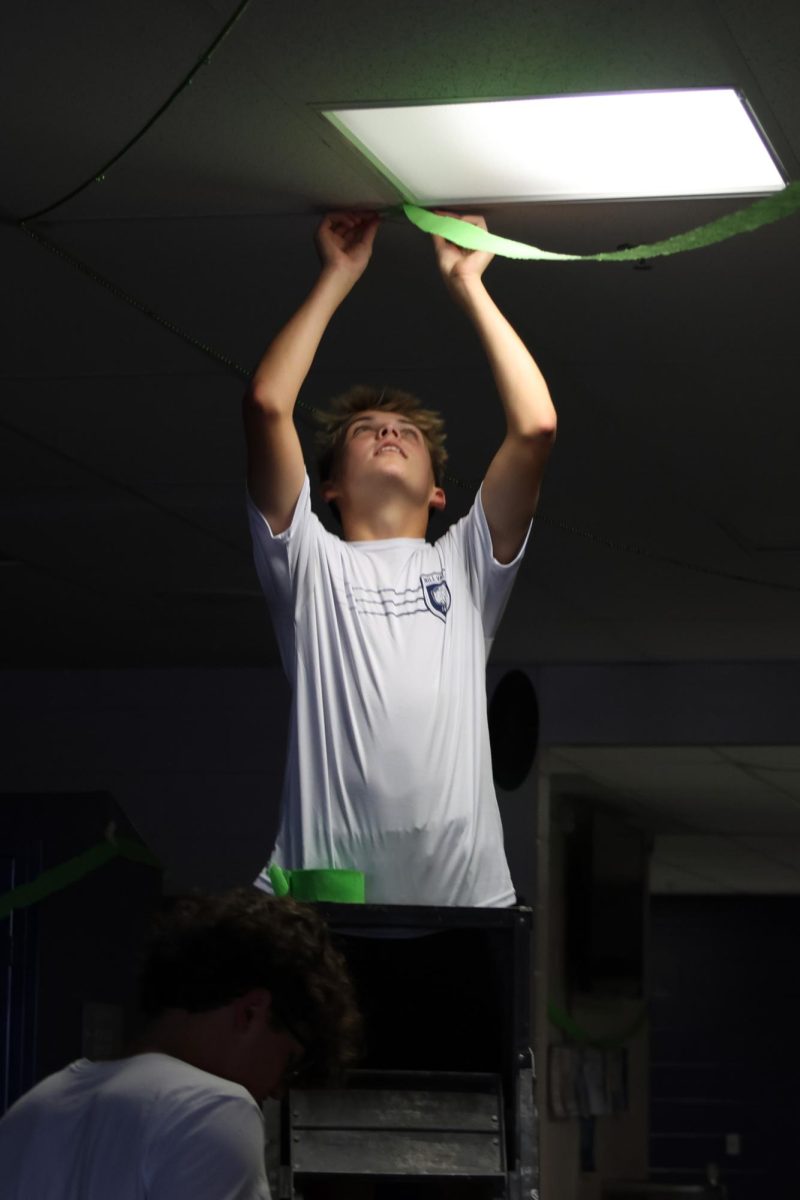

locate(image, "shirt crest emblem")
(420, 571), (451, 622)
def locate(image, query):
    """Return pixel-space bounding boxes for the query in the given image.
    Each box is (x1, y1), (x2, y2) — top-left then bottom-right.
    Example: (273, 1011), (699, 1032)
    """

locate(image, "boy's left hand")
(431, 212), (494, 284)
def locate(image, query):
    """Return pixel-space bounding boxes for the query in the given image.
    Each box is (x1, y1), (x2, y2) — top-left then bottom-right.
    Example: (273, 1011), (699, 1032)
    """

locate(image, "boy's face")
(322, 409), (446, 515)
(228, 989), (307, 1102)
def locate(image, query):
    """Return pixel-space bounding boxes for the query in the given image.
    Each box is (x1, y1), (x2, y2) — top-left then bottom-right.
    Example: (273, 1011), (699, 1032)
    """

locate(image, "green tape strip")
(403, 182), (800, 262)
(0, 839), (161, 921)
(548, 999), (648, 1048)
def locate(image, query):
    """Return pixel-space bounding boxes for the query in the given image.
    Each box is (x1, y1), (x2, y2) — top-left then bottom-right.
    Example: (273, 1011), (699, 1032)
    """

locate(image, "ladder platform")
(290, 1070), (506, 1181)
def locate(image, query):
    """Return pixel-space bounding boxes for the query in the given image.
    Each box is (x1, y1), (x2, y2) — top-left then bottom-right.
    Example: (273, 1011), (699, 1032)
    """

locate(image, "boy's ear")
(320, 479), (339, 503)
(429, 486), (446, 512)
(232, 988), (272, 1031)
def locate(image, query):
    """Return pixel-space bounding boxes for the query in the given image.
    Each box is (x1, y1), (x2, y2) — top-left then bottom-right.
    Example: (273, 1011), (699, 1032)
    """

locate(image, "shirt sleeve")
(439, 485), (532, 640)
(246, 473), (313, 618)
(246, 473), (328, 679)
(146, 1091), (271, 1200)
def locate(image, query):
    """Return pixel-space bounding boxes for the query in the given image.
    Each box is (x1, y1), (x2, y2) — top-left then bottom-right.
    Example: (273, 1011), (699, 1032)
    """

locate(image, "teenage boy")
(0, 890), (360, 1200)
(244, 210), (556, 907)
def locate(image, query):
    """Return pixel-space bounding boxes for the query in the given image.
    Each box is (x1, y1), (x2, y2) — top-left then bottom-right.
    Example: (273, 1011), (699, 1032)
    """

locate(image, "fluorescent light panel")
(322, 89), (785, 203)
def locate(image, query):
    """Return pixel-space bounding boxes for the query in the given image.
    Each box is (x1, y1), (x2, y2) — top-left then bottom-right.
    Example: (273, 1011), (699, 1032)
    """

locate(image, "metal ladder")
(275, 904), (537, 1200)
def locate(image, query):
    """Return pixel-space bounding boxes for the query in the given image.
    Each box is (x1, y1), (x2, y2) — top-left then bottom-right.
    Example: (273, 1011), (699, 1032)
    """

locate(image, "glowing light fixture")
(321, 89), (785, 204)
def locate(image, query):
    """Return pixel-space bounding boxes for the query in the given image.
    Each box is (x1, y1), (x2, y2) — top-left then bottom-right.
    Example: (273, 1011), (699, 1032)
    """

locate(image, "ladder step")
(289, 1071), (506, 1181)
(292, 1086), (501, 1132)
(292, 1129), (505, 1179)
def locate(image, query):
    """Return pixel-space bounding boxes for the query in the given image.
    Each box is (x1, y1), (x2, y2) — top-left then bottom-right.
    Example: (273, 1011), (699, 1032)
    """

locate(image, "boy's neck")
(340, 500), (430, 542)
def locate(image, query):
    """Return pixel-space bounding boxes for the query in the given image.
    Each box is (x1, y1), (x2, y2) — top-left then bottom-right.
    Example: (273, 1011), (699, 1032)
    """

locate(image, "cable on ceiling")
(20, 0), (254, 223)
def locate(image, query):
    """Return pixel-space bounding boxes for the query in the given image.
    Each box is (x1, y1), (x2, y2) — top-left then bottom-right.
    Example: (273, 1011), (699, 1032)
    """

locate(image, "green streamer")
(403, 182), (800, 262)
(0, 839), (161, 921)
(547, 1000), (648, 1048)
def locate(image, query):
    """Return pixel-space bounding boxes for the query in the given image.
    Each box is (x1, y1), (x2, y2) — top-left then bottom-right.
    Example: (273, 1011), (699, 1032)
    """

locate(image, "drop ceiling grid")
(0, 0), (224, 215)
(7, 0), (792, 222)
(724, 745), (800, 770)
(1, 376), (247, 490)
(550, 744), (800, 828)
(652, 833), (800, 891)
(552, 743), (800, 890)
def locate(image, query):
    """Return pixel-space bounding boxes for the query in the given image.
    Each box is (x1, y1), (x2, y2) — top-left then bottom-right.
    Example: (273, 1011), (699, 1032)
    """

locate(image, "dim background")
(3, 1), (800, 1197)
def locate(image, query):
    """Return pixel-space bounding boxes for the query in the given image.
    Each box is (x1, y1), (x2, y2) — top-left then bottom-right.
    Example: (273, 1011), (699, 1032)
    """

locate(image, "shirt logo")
(420, 571), (451, 622)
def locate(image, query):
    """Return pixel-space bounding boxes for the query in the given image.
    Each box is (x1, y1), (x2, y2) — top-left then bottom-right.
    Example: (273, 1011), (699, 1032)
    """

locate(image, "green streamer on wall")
(548, 999), (649, 1048)
(0, 839), (161, 921)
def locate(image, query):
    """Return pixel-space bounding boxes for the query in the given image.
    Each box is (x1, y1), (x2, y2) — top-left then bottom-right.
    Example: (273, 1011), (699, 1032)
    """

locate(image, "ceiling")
(549, 745), (800, 894)
(3, 0), (800, 889)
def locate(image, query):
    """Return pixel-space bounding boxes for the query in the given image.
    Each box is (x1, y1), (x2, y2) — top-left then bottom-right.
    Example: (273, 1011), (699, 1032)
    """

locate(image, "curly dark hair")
(315, 384), (448, 493)
(138, 888), (362, 1083)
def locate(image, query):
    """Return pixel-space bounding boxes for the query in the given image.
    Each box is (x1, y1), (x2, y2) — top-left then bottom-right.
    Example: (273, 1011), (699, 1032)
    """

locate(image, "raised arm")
(243, 212), (380, 532)
(431, 214), (557, 564)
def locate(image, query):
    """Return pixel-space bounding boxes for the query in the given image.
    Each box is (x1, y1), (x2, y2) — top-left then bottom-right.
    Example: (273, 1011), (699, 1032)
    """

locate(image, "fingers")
(432, 210), (488, 230)
(314, 211), (381, 276)
(361, 216), (380, 250)
(319, 211), (380, 252)
(430, 211), (489, 260)
(323, 210), (380, 232)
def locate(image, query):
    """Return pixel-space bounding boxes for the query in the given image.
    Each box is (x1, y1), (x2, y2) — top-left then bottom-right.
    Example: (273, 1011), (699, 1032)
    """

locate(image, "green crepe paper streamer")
(548, 999), (648, 1048)
(402, 181), (800, 262)
(0, 838), (161, 921)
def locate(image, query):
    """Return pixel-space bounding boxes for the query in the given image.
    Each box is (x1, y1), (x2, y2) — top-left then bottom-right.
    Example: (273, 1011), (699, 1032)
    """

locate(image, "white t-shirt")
(248, 475), (530, 907)
(0, 1054), (270, 1200)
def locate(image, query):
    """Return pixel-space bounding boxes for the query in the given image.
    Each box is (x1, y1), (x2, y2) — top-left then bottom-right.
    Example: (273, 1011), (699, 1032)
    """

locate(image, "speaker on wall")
(488, 670), (539, 790)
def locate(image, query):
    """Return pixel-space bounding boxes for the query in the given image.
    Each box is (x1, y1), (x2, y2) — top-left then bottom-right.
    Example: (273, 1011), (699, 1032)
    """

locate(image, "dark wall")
(649, 895), (800, 1200)
(2, 792), (162, 1108)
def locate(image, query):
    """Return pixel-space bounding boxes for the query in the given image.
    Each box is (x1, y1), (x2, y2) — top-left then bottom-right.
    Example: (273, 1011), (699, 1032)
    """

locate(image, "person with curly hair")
(244, 210), (556, 907)
(0, 889), (361, 1200)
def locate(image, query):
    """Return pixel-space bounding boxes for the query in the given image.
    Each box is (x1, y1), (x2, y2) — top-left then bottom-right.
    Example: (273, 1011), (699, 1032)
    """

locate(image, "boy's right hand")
(314, 211), (380, 281)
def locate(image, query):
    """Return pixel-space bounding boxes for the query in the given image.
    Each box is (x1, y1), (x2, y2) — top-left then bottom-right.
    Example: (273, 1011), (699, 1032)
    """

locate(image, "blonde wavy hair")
(314, 385), (448, 489)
